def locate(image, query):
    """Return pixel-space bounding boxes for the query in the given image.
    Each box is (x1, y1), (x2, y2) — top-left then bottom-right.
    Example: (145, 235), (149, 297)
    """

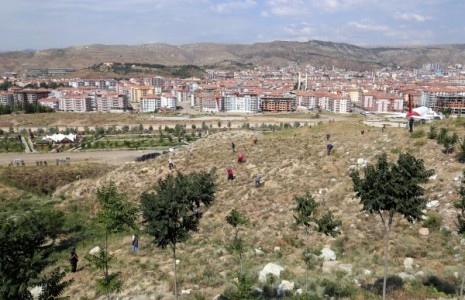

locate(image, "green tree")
(293, 192), (341, 293)
(350, 152), (433, 300)
(225, 209), (249, 273)
(86, 182), (138, 300)
(141, 169), (217, 299)
(218, 121), (222, 128)
(0, 210), (66, 299)
(38, 268), (74, 300)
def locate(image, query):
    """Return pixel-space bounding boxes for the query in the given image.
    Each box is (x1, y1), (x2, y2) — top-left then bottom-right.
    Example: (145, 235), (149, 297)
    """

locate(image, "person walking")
(131, 234), (139, 252)
(69, 247), (79, 273)
(255, 174), (262, 187)
(231, 142), (236, 153)
(168, 158), (175, 170)
(327, 144), (333, 155)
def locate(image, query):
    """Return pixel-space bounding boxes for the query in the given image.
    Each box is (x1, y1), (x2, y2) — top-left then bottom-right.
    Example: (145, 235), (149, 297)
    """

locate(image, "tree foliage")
(141, 168), (217, 299)
(350, 152), (433, 300)
(0, 210), (65, 300)
(226, 209), (249, 273)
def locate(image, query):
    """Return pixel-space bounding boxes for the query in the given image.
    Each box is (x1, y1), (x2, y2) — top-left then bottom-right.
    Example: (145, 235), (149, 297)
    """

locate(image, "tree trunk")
(173, 244), (178, 300)
(382, 214), (393, 300)
(105, 232), (110, 300)
(239, 252), (243, 274)
(305, 228), (309, 293)
(460, 267), (465, 300)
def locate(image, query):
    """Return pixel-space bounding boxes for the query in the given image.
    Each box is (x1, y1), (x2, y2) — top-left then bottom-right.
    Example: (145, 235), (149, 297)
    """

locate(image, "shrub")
(366, 275), (403, 295)
(321, 279), (356, 298)
(410, 129), (425, 138)
(422, 213), (442, 231)
(423, 275), (456, 295)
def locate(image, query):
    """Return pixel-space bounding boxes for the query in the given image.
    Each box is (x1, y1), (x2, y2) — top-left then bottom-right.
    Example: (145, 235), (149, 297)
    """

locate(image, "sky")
(1, 0), (464, 51)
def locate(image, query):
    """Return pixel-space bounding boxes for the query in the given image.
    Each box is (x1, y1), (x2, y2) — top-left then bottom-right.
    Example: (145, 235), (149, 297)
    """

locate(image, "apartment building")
(196, 93), (221, 112)
(96, 94), (128, 112)
(328, 96), (351, 113)
(223, 93), (259, 113)
(13, 89), (51, 104)
(296, 91), (318, 109)
(161, 93), (177, 109)
(38, 98), (59, 110)
(362, 92), (403, 113)
(140, 95), (161, 112)
(421, 88), (465, 114)
(0, 92), (14, 106)
(59, 95), (92, 112)
(260, 97), (296, 112)
(129, 85), (156, 103)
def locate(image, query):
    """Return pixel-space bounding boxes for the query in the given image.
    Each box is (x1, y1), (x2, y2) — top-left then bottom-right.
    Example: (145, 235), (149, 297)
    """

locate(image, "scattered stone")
(255, 248), (265, 256)
(181, 289), (191, 295)
(398, 272), (415, 280)
(419, 228), (430, 236)
(319, 247), (336, 261)
(426, 200), (439, 208)
(429, 175), (437, 180)
(176, 259), (180, 265)
(295, 289), (303, 295)
(194, 284), (199, 290)
(274, 247), (281, 252)
(279, 280), (295, 292)
(455, 177), (460, 181)
(89, 246), (101, 255)
(404, 257), (414, 270)
(415, 271), (424, 277)
(363, 269), (372, 276)
(259, 263), (285, 282)
(454, 272), (459, 279)
(30, 286), (42, 299)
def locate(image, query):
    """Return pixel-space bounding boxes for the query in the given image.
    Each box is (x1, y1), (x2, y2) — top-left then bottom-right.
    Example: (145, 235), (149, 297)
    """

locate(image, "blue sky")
(1, 0), (464, 51)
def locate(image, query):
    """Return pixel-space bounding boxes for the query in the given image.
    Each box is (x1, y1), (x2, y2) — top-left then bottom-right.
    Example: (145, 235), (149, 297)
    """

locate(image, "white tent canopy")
(42, 133), (77, 143)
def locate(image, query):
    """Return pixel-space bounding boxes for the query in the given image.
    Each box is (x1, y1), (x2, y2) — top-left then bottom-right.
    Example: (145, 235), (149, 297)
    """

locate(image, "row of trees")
(0, 102), (54, 115)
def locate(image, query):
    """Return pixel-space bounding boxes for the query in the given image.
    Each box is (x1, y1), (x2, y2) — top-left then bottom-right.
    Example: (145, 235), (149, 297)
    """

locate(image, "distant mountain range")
(1, 40), (465, 74)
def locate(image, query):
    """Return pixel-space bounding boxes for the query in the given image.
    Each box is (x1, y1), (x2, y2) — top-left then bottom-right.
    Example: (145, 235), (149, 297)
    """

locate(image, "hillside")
(3, 118), (458, 299)
(1, 40), (465, 74)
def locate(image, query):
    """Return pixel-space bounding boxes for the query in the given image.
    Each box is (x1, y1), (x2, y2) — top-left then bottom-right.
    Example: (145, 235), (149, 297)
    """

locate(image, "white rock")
(255, 248), (265, 256)
(279, 280), (295, 291)
(398, 272), (415, 280)
(429, 175), (437, 180)
(89, 246), (101, 255)
(30, 286), (42, 300)
(455, 177), (460, 181)
(274, 247), (281, 252)
(259, 263), (285, 282)
(415, 271), (424, 277)
(419, 228), (430, 236)
(295, 288), (303, 295)
(454, 272), (459, 279)
(319, 247), (336, 261)
(181, 289), (191, 295)
(426, 200), (439, 208)
(176, 259), (181, 265)
(357, 158), (365, 165)
(404, 257), (414, 270)
(363, 269), (372, 276)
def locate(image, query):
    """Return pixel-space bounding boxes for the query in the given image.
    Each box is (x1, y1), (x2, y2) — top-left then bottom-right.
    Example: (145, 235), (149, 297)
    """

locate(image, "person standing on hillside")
(231, 142), (236, 153)
(168, 157), (175, 170)
(131, 234), (139, 252)
(227, 166), (235, 180)
(69, 247), (79, 272)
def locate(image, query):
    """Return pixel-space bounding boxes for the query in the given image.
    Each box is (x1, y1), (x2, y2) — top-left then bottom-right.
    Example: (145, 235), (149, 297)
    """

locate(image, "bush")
(321, 279), (356, 298)
(422, 213), (442, 231)
(410, 130), (425, 138)
(366, 275), (403, 295)
(423, 275), (456, 295)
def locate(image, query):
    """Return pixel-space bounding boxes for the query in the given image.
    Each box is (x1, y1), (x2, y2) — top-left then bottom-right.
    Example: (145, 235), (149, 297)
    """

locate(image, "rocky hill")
(37, 118), (465, 299)
(1, 40), (465, 74)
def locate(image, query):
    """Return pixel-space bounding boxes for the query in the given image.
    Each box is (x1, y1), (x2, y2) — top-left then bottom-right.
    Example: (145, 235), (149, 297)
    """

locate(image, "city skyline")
(1, 0), (464, 51)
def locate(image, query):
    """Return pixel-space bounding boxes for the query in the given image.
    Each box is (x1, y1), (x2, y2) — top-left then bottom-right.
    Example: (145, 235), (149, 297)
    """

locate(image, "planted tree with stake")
(86, 182), (138, 300)
(141, 169), (217, 300)
(225, 209), (249, 273)
(293, 192), (341, 293)
(454, 169), (465, 299)
(350, 152), (433, 300)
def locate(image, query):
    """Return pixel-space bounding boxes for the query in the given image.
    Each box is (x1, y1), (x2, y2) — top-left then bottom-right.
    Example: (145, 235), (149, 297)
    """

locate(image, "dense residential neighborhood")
(1, 63), (465, 116)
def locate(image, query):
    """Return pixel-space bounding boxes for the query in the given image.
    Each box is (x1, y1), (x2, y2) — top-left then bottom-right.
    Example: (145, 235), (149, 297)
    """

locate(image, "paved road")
(0, 149), (163, 166)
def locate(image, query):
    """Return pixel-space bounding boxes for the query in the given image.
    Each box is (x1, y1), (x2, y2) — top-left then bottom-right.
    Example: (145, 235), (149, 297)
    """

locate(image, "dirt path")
(0, 149), (161, 166)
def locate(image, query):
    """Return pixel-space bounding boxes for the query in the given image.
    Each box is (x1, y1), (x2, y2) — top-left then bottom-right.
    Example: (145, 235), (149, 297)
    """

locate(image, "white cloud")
(212, 0), (257, 13)
(284, 23), (313, 35)
(263, 0), (309, 17)
(347, 21), (389, 31)
(395, 12), (433, 22)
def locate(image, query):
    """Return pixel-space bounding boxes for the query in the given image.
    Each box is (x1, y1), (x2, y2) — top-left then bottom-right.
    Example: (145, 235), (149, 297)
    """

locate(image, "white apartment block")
(296, 92), (318, 109)
(0, 92), (14, 106)
(161, 94), (177, 109)
(59, 96), (92, 112)
(362, 94), (403, 112)
(96, 94), (128, 112)
(328, 97), (351, 113)
(140, 95), (161, 112)
(223, 94), (258, 113)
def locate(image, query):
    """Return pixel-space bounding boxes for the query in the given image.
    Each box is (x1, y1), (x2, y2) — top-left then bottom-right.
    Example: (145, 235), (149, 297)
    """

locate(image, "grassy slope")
(5, 118), (465, 299)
